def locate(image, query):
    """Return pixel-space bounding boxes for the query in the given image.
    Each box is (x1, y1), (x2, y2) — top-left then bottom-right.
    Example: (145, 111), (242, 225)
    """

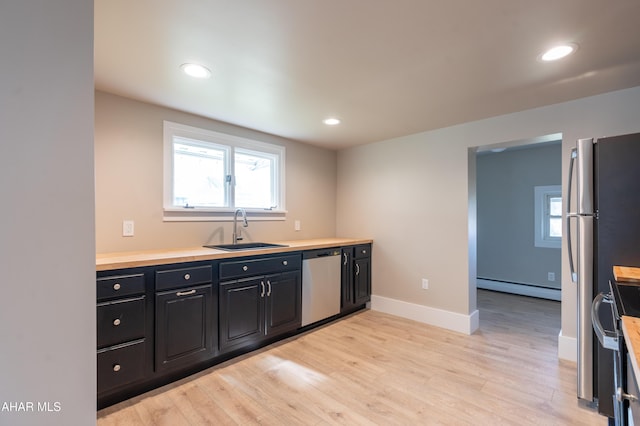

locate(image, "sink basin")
(204, 242), (288, 251)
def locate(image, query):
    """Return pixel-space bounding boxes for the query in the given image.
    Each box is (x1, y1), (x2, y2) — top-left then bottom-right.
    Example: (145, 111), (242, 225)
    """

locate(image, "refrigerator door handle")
(566, 148), (578, 282)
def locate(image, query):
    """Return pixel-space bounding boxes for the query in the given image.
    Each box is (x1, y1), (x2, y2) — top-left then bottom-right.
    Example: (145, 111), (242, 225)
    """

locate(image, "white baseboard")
(558, 329), (577, 362)
(370, 295), (479, 335)
(477, 278), (561, 301)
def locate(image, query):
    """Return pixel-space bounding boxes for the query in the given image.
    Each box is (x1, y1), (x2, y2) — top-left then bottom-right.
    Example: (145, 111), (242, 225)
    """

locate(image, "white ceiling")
(94, 0), (640, 150)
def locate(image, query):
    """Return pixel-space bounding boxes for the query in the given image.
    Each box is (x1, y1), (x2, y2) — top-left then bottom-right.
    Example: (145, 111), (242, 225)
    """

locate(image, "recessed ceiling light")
(180, 63), (212, 79)
(323, 118), (341, 126)
(539, 43), (578, 62)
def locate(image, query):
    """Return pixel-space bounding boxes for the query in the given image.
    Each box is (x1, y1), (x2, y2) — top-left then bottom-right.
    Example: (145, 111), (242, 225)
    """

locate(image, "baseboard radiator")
(477, 278), (560, 301)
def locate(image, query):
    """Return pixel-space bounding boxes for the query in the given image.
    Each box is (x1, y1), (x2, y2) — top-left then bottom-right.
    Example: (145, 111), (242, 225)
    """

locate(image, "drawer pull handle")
(176, 289), (196, 297)
(184, 273), (191, 280)
(113, 364), (121, 372)
(113, 283), (121, 291)
(113, 319), (121, 326)
(362, 250), (367, 254)
(283, 260), (288, 266)
(243, 266), (248, 271)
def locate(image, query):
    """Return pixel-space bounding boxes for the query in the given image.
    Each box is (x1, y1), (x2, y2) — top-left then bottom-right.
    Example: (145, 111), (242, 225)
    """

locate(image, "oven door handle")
(591, 292), (619, 351)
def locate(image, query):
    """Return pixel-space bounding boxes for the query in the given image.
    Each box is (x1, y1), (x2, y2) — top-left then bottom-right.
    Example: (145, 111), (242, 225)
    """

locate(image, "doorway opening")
(472, 133), (562, 302)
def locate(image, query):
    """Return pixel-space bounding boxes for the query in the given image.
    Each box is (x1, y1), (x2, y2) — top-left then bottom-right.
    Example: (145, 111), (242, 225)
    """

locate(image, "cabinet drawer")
(155, 264), (212, 291)
(97, 274), (144, 301)
(354, 244), (371, 259)
(97, 297), (145, 349)
(97, 339), (145, 394)
(220, 254), (301, 280)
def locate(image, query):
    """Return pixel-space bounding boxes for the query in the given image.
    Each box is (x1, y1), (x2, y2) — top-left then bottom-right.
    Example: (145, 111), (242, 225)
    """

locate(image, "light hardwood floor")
(97, 290), (605, 425)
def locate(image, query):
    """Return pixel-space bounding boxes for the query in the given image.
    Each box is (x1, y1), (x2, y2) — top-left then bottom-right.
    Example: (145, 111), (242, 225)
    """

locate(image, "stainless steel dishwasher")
(301, 248), (341, 327)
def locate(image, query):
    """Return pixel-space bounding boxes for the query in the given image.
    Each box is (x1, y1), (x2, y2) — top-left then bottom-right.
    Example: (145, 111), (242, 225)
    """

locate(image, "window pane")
(549, 196), (562, 216)
(173, 140), (227, 207)
(235, 150), (275, 208)
(549, 217), (562, 238)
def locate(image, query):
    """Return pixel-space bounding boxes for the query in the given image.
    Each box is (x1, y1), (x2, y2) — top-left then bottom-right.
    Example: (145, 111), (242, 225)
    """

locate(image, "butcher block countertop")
(622, 316), (640, 387)
(617, 265), (640, 387)
(614, 265), (640, 283)
(96, 238), (373, 271)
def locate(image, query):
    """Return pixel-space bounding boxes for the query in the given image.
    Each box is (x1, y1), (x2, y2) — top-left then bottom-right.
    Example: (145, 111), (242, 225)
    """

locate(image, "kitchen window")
(163, 121), (285, 221)
(534, 185), (562, 248)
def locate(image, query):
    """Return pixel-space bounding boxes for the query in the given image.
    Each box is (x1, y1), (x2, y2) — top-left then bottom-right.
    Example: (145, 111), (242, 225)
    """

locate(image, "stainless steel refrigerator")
(567, 132), (640, 418)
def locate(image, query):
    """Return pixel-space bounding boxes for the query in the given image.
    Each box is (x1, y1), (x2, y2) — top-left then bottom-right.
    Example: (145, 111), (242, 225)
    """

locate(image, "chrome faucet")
(232, 208), (248, 244)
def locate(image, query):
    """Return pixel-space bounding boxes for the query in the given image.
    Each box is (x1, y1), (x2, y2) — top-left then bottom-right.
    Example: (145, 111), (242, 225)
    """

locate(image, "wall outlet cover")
(123, 220), (134, 237)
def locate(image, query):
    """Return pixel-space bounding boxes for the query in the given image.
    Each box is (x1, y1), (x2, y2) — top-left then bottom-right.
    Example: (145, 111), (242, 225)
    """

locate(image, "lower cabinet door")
(97, 339), (145, 394)
(354, 257), (371, 305)
(266, 271), (301, 335)
(155, 284), (214, 372)
(341, 248), (355, 311)
(219, 278), (264, 352)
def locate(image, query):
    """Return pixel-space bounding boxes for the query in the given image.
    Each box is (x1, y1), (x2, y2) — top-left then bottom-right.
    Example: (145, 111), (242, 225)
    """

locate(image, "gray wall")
(0, 1), (95, 425)
(337, 86), (640, 350)
(476, 143), (562, 289)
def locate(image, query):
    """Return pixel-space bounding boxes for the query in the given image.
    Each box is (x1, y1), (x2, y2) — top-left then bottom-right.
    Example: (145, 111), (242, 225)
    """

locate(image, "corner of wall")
(558, 329), (577, 362)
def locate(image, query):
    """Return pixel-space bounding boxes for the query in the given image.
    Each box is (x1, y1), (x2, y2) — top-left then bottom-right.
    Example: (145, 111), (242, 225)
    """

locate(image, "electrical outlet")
(294, 220), (301, 231)
(123, 220), (134, 237)
(548, 272), (555, 282)
(422, 278), (429, 290)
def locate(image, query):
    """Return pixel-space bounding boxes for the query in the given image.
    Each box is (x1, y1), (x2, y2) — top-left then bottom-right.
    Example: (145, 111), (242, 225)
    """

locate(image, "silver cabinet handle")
(355, 263), (360, 276)
(176, 289), (196, 297)
(243, 266), (248, 271)
(260, 281), (265, 297)
(343, 253), (348, 266)
(283, 260), (288, 266)
(184, 273), (191, 280)
(362, 249), (367, 255)
(267, 280), (272, 297)
(113, 283), (121, 291)
(113, 364), (121, 372)
(113, 319), (121, 326)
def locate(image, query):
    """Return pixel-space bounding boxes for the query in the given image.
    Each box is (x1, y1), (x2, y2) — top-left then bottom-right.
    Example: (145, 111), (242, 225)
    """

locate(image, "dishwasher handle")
(303, 249), (341, 259)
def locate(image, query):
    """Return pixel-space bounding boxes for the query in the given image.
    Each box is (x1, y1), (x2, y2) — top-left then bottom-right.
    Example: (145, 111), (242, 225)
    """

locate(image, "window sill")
(163, 208), (287, 222)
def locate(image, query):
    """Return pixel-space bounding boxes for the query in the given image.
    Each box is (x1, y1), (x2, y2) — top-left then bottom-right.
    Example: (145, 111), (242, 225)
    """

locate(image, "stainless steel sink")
(203, 242), (288, 251)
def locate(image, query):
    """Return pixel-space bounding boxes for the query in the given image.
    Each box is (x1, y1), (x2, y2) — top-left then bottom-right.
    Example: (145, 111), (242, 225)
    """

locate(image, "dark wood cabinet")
(97, 245), (370, 409)
(219, 254), (302, 352)
(341, 244), (371, 312)
(96, 272), (148, 396)
(219, 277), (264, 351)
(154, 265), (215, 373)
(354, 256), (371, 305)
(265, 271), (301, 335)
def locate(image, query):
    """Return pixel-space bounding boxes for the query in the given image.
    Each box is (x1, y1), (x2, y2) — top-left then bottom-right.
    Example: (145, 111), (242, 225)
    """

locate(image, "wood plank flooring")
(97, 290), (605, 425)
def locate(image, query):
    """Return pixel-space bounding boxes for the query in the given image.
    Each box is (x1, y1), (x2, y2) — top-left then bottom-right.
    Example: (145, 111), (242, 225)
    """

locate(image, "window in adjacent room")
(163, 121), (285, 221)
(534, 185), (562, 248)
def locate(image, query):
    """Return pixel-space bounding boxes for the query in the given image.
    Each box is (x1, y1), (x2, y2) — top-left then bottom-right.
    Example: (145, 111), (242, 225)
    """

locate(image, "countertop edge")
(621, 316), (640, 388)
(96, 238), (373, 271)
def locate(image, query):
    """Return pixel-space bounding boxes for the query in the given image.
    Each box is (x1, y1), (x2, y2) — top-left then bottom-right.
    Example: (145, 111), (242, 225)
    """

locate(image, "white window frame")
(534, 185), (561, 249)
(163, 121), (286, 222)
